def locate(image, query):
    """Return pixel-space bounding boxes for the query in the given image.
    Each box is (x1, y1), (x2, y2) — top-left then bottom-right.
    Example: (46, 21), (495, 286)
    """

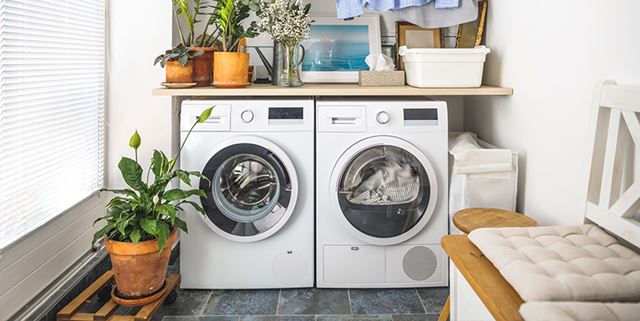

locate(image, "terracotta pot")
(104, 229), (178, 299)
(190, 47), (215, 87)
(213, 52), (250, 88)
(165, 61), (193, 83)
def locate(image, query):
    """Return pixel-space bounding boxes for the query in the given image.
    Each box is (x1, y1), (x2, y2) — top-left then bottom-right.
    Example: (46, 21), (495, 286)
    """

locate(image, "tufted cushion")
(468, 224), (640, 302)
(519, 302), (640, 321)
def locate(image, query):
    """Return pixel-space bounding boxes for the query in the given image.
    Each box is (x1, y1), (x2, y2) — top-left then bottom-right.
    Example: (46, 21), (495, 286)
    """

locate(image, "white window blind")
(0, 0), (105, 250)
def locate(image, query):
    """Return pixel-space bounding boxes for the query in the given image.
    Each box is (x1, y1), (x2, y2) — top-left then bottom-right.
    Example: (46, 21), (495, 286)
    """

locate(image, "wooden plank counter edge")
(152, 84), (513, 97)
(442, 235), (525, 321)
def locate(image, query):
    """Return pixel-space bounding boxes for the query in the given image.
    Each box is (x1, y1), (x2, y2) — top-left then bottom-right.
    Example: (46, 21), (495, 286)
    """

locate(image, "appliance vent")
(402, 246), (437, 281)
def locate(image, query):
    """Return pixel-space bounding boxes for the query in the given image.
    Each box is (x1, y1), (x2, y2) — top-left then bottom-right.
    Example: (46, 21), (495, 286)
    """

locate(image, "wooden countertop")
(152, 83), (513, 97)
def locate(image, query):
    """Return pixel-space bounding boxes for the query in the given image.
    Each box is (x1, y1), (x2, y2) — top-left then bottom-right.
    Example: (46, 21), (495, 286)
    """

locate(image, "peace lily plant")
(92, 107), (213, 300)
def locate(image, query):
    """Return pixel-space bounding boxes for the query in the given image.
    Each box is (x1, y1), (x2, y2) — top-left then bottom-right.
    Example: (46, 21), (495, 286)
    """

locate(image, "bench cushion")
(468, 224), (640, 302)
(519, 302), (640, 321)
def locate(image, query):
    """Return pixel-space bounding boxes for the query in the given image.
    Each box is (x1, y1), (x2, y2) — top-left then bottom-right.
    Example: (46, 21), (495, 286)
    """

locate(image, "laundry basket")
(449, 132), (518, 234)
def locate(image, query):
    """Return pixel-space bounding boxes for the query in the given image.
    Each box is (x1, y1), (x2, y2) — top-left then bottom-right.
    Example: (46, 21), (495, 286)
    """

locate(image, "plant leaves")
(140, 217), (158, 236)
(151, 150), (165, 178)
(118, 157), (147, 192)
(176, 170), (192, 186)
(198, 106), (214, 123)
(92, 225), (113, 246)
(157, 221), (170, 253)
(174, 217), (188, 232)
(163, 189), (188, 201)
(130, 228), (142, 243)
(129, 130), (141, 150)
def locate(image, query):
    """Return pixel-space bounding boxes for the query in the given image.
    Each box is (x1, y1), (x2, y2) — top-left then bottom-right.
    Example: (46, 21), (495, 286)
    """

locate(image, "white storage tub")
(399, 46), (490, 88)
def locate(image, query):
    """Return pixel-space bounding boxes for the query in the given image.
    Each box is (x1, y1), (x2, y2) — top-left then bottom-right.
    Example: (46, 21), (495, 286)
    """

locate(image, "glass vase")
(278, 42), (303, 87)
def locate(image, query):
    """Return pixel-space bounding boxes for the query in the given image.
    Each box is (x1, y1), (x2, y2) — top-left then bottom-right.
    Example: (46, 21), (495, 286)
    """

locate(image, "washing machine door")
(330, 136), (438, 246)
(199, 136), (298, 242)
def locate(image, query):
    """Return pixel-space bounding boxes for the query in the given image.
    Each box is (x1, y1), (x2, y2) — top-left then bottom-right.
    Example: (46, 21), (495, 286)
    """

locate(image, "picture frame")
(395, 21), (442, 71)
(301, 15), (382, 83)
(456, 0), (488, 48)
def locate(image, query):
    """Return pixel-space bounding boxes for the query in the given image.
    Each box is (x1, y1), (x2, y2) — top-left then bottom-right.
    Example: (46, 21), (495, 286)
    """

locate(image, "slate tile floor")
(154, 286), (449, 321)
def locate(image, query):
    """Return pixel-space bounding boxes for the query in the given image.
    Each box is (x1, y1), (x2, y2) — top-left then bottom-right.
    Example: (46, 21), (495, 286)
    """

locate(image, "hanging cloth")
(392, 0), (477, 29)
(336, 0), (460, 20)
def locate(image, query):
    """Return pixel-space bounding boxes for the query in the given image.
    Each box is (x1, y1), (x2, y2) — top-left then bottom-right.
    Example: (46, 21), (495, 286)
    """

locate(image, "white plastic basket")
(399, 46), (490, 88)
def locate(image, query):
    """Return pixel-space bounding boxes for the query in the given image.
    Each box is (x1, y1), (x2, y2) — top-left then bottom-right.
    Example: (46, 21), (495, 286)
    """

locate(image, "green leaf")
(157, 221), (170, 253)
(174, 217), (188, 233)
(186, 189), (206, 198)
(92, 225), (113, 246)
(129, 130), (141, 150)
(163, 189), (188, 201)
(151, 150), (164, 178)
(118, 157), (147, 192)
(176, 170), (192, 186)
(157, 204), (177, 220)
(130, 228), (142, 243)
(180, 200), (205, 214)
(198, 106), (214, 123)
(140, 217), (158, 235)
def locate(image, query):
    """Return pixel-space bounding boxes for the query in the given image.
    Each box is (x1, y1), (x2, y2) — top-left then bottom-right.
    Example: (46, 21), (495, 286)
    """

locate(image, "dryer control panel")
(316, 98), (447, 133)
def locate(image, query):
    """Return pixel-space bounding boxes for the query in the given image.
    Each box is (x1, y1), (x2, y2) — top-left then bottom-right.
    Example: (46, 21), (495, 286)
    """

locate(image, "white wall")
(107, 2), (174, 187)
(464, 0), (640, 225)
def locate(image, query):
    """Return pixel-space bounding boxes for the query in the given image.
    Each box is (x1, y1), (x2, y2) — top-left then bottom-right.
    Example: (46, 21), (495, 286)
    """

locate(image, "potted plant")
(154, 44), (204, 85)
(92, 107), (213, 303)
(211, 0), (259, 88)
(173, 0), (223, 86)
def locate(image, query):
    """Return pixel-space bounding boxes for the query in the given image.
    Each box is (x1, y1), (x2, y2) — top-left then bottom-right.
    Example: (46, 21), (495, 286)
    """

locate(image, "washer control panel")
(376, 111), (390, 124)
(240, 109), (254, 123)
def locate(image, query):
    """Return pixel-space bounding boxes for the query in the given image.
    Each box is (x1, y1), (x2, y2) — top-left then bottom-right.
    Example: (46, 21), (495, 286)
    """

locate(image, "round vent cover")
(402, 246), (437, 281)
(272, 251), (308, 286)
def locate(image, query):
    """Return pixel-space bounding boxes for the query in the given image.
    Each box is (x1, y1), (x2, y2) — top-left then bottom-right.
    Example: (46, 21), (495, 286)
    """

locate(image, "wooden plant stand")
(57, 270), (180, 321)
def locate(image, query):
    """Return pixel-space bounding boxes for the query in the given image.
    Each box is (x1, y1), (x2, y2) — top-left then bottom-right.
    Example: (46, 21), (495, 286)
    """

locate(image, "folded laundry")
(336, 0), (460, 20)
(392, 0), (478, 29)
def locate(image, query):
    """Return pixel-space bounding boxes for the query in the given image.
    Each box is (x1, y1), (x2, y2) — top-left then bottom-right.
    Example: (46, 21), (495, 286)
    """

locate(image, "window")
(0, 0), (105, 250)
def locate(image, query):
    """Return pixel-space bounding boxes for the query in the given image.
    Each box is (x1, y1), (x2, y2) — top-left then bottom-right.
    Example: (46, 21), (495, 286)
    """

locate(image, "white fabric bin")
(399, 46), (490, 88)
(449, 132), (518, 234)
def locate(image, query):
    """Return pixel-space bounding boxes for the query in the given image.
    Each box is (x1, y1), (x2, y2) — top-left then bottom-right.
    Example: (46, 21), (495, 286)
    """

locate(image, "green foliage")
(154, 44), (204, 68)
(93, 107), (215, 253)
(174, 0), (223, 48)
(212, 0), (259, 52)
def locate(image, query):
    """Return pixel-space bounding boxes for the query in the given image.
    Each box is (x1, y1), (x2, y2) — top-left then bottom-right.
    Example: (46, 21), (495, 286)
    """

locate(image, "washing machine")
(316, 97), (449, 288)
(180, 98), (314, 289)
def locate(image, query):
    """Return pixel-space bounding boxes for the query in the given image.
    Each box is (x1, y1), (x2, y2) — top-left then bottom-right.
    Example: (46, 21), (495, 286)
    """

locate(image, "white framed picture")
(301, 15), (382, 83)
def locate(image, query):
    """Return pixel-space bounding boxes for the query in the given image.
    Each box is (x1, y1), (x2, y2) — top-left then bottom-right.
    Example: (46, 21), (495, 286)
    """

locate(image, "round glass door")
(199, 140), (297, 242)
(331, 137), (438, 245)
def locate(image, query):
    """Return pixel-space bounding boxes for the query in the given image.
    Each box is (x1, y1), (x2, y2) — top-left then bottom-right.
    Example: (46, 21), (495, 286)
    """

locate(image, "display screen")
(269, 107), (304, 120)
(404, 108), (438, 121)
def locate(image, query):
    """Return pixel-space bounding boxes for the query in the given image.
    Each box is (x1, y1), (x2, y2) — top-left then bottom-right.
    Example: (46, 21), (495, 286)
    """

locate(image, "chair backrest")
(585, 80), (640, 248)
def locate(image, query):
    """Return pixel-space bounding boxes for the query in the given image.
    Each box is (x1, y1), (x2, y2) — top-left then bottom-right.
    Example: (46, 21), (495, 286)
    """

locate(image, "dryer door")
(199, 136), (298, 242)
(330, 136), (438, 246)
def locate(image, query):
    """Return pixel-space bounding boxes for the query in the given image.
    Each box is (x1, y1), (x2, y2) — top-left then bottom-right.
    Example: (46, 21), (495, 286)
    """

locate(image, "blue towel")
(336, 0), (460, 19)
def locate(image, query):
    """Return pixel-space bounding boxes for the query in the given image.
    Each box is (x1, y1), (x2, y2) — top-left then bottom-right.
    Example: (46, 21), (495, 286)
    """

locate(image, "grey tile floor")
(77, 261), (449, 321)
(152, 286), (449, 321)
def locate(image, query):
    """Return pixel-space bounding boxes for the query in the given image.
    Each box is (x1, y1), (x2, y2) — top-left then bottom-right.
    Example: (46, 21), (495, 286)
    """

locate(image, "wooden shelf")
(152, 83), (513, 97)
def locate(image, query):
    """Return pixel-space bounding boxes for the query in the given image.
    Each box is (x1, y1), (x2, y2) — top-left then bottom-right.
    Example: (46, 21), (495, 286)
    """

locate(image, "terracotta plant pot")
(104, 229), (178, 300)
(190, 47), (215, 87)
(165, 61), (193, 83)
(213, 52), (250, 88)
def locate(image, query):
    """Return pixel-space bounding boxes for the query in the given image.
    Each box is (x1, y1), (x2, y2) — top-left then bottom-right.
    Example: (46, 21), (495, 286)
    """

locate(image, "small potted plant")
(211, 0), (259, 88)
(92, 107), (213, 304)
(154, 44), (204, 85)
(173, 0), (223, 86)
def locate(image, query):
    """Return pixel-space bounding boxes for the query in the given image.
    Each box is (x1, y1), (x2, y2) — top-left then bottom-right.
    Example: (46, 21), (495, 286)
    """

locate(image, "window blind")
(0, 0), (105, 250)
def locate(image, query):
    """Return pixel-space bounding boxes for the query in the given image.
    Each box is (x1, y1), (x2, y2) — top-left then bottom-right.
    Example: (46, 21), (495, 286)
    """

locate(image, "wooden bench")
(438, 208), (539, 321)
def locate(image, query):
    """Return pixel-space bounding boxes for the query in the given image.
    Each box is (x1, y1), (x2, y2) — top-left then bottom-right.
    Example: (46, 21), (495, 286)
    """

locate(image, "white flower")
(153, 195), (160, 204)
(257, 0), (311, 46)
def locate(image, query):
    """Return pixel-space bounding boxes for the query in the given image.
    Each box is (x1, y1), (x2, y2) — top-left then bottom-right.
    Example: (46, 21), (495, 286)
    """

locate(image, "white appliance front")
(316, 98), (449, 288)
(180, 98), (314, 289)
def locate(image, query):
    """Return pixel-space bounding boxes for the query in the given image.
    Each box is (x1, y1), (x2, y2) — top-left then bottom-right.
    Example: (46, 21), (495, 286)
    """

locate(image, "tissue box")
(358, 71), (405, 86)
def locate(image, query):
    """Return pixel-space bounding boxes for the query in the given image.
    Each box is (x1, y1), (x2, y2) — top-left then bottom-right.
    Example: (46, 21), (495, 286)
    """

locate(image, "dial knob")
(376, 111), (390, 124)
(240, 110), (254, 123)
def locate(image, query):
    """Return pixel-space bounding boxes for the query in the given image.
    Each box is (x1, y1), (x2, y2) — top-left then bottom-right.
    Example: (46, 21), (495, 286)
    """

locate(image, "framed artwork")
(456, 0), (488, 48)
(301, 15), (382, 83)
(395, 22), (442, 71)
